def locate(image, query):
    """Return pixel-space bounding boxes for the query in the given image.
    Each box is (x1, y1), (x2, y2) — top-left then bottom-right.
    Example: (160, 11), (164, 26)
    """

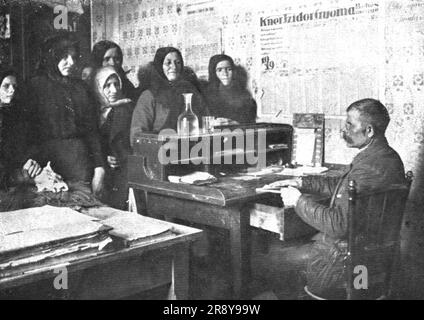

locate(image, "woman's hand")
(107, 156), (121, 169)
(109, 98), (132, 108)
(22, 159), (42, 179)
(92, 166), (105, 197)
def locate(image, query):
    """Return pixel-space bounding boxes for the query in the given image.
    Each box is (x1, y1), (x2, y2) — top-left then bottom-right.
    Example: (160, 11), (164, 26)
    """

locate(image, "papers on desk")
(102, 215), (174, 247)
(256, 178), (301, 194)
(0, 206), (112, 278)
(244, 166), (284, 176)
(276, 166), (328, 176)
(168, 171), (218, 185)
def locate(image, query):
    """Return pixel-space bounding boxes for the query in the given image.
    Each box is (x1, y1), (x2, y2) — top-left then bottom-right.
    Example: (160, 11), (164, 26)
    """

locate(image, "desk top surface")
(129, 167), (345, 206)
(0, 207), (202, 289)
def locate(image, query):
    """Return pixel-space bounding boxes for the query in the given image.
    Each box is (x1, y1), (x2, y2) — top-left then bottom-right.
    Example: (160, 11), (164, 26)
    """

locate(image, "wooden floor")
(189, 227), (311, 300)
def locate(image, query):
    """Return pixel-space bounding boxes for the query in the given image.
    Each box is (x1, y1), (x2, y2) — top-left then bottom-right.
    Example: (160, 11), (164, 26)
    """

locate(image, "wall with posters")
(91, 0), (424, 297)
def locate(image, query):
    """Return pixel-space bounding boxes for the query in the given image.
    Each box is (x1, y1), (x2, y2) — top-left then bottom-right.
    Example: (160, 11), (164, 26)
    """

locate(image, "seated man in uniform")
(280, 98), (406, 299)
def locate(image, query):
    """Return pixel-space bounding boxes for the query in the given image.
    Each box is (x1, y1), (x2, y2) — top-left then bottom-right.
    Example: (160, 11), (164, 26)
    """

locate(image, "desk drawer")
(250, 203), (316, 241)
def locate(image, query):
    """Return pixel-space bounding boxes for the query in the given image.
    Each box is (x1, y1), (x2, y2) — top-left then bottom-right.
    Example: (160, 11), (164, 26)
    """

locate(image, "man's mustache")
(342, 132), (353, 144)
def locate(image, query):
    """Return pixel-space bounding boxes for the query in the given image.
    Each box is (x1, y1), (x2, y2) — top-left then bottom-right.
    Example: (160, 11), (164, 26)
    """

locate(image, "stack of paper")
(102, 214), (174, 247)
(0, 206), (112, 278)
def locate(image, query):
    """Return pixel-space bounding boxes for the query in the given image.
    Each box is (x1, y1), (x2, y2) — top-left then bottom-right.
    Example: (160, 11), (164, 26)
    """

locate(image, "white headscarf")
(94, 66), (123, 126)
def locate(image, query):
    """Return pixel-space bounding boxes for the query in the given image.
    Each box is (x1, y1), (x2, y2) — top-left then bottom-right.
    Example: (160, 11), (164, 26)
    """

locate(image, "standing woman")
(26, 33), (105, 196)
(0, 68), (41, 210)
(91, 40), (138, 102)
(205, 54), (256, 124)
(93, 66), (133, 209)
(131, 47), (208, 141)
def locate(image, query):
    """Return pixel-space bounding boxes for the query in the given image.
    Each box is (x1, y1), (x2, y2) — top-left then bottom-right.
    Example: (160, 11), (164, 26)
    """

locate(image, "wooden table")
(128, 172), (335, 299)
(0, 208), (202, 300)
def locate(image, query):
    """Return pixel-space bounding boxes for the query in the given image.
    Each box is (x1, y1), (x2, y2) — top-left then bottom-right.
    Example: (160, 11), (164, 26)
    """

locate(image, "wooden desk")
(128, 172), (337, 299)
(0, 208), (202, 300)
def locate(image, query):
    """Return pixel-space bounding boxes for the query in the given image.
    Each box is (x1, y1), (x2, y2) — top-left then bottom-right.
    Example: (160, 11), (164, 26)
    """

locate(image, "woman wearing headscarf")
(26, 32), (105, 197)
(0, 68), (42, 211)
(90, 40), (138, 102)
(130, 47), (208, 142)
(93, 66), (133, 209)
(205, 54), (256, 125)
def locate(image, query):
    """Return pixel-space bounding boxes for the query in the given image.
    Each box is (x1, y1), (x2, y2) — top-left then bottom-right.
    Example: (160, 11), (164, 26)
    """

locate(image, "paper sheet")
(102, 215), (171, 244)
(294, 128), (316, 166)
(0, 206), (106, 254)
(275, 166), (328, 176)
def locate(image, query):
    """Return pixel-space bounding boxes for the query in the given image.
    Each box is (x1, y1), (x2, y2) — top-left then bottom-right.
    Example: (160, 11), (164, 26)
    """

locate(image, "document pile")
(0, 206), (112, 278)
(102, 214), (175, 247)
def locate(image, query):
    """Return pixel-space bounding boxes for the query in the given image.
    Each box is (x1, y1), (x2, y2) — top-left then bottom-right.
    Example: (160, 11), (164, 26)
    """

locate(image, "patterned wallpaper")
(90, 0), (423, 182)
(90, 0), (424, 296)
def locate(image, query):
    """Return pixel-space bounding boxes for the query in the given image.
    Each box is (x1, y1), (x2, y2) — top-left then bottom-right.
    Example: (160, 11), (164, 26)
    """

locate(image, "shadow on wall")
(399, 132), (424, 299)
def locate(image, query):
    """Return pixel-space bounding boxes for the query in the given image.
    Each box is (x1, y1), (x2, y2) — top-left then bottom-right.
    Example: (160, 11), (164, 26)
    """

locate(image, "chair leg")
(304, 286), (326, 300)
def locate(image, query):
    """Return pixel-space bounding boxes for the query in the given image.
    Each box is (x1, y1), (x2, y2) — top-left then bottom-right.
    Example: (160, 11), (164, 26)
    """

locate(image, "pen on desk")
(275, 109), (282, 118)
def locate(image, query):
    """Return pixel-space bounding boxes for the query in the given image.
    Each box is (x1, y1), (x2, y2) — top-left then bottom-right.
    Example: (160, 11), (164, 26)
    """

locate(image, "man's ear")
(366, 124), (375, 138)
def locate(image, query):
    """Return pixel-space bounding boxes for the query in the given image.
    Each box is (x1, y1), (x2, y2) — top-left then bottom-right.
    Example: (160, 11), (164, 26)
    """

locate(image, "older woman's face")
(58, 53), (76, 77)
(162, 52), (182, 82)
(215, 60), (233, 86)
(103, 74), (122, 103)
(103, 48), (122, 67)
(0, 75), (17, 105)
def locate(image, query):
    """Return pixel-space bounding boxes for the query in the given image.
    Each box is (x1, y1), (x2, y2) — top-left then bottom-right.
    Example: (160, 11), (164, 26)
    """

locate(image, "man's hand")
(107, 156), (120, 169)
(266, 177), (302, 189)
(280, 186), (302, 208)
(92, 166), (105, 197)
(22, 159), (42, 179)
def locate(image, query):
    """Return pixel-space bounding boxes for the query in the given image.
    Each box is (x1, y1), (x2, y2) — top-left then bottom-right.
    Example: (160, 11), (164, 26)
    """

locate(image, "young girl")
(204, 54), (256, 125)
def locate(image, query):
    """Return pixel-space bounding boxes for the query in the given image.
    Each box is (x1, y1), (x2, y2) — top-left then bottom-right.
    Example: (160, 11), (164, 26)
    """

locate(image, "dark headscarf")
(38, 32), (80, 80)
(0, 67), (24, 118)
(0, 66), (28, 186)
(91, 40), (124, 69)
(208, 54), (235, 89)
(205, 54), (256, 124)
(153, 47), (184, 81)
(91, 40), (138, 101)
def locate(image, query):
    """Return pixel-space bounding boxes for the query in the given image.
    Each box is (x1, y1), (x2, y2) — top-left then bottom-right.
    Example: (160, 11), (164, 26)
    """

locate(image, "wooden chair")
(304, 171), (413, 300)
(345, 171), (413, 300)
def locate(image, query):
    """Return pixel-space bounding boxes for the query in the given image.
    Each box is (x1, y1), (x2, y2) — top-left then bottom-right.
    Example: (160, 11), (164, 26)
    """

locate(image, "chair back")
(345, 171), (413, 299)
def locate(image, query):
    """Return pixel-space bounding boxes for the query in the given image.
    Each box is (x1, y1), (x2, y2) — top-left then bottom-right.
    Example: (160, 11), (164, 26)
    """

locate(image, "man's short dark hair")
(347, 98), (390, 135)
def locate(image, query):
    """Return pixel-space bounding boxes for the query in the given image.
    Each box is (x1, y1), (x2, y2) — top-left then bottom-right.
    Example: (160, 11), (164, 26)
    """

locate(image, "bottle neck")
(185, 101), (192, 112)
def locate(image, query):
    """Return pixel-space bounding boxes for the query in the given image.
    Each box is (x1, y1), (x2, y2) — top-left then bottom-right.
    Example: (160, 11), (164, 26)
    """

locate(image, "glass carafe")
(177, 93), (199, 136)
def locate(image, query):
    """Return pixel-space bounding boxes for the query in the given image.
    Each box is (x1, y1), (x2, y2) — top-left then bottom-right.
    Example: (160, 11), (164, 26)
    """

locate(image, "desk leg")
(228, 206), (251, 299)
(128, 188), (137, 213)
(168, 243), (190, 300)
(128, 188), (147, 215)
